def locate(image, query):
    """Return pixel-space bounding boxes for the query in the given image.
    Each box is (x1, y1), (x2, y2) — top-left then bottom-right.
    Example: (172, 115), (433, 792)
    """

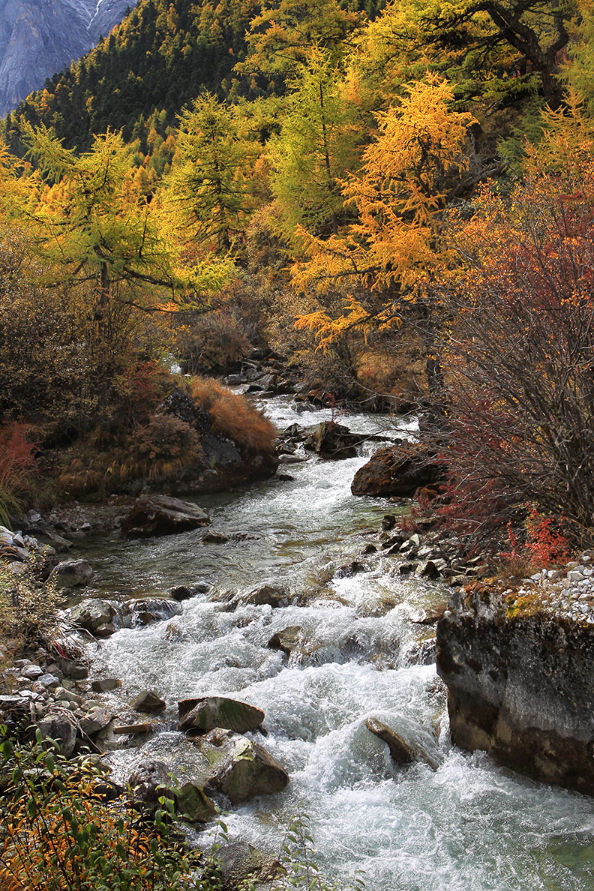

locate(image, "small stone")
(131, 690), (166, 714)
(22, 665), (43, 680)
(80, 709), (114, 736)
(91, 678), (122, 693)
(202, 531), (229, 544)
(38, 674), (60, 690)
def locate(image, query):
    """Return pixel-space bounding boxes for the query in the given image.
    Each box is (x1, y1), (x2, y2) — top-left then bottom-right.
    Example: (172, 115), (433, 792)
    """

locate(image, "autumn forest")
(1, 0), (594, 554)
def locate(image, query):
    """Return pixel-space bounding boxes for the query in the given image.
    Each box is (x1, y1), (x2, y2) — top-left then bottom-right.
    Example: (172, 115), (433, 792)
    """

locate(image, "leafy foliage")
(0, 731), (201, 891)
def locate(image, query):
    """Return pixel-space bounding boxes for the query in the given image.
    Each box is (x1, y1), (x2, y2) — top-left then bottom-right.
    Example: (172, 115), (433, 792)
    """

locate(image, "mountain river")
(76, 396), (594, 891)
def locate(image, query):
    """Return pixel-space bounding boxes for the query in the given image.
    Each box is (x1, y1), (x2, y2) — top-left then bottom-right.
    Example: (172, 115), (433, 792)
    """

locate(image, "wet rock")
(366, 717), (438, 769)
(363, 544), (377, 555)
(70, 600), (117, 635)
(436, 583), (594, 794)
(351, 443), (445, 497)
(414, 560), (441, 580)
(175, 782), (217, 823)
(203, 531), (230, 544)
(131, 690), (167, 714)
(213, 841), (282, 888)
(267, 626), (302, 656)
(120, 495), (211, 539)
(50, 559), (93, 588)
(278, 473), (295, 481)
(170, 581), (211, 601)
(244, 585), (288, 608)
(80, 708), (114, 736)
(278, 453), (304, 465)
(304, 421), (360, 460)
(114, 722), (156, 736)
(129, 761), (171, 807)
(91, 678), (122, 693)
(200, 732), (289, 805)
(335, 561), (366, 579)
(120, 599), (182, 627)
(410, 605), (447, 625)
(398, 562), (417, 575)
(37, 713), (77, 756)
(366, 717), (415, 765)
(179, 696), (264, 734)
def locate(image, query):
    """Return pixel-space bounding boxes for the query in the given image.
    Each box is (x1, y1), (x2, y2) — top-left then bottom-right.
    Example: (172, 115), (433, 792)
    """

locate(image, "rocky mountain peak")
(0, 0), (136, 117)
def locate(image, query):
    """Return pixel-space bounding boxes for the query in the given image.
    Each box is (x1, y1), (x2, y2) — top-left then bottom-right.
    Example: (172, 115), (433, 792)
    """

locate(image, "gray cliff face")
(436, 583), (594, 795)
(0, 0), (136, 117)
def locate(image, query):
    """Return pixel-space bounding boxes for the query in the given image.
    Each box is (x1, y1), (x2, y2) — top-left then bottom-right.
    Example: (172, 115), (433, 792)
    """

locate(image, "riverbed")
(76, 397), (594, 891)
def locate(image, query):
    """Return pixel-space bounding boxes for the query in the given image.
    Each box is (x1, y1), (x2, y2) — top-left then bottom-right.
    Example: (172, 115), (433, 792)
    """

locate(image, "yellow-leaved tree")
(293, 76), (475, 399)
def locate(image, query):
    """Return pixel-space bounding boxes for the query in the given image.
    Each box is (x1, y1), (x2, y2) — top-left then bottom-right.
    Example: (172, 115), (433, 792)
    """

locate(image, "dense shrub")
(190, 377), (277, 453)
(0, 734), (201, 891)
(0, 558), (60, 663)
(436, 163), (594, 548)
(0, 423), (38, 526)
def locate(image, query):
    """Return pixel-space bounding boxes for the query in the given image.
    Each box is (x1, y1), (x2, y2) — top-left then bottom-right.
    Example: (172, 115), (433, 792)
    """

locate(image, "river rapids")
(77, 397), (594, 891)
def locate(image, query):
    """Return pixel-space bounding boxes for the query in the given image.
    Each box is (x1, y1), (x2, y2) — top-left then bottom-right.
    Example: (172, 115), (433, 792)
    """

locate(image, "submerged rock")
(179, 696), (264, 734)
(120, 495), (211, 539)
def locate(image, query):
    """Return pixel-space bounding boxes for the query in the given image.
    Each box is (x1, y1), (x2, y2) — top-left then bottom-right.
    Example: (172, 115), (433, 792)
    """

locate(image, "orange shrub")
(190, 378), (277, 454)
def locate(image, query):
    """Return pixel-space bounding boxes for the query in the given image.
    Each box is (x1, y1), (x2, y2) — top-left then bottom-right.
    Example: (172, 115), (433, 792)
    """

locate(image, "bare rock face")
(436, 583), (594, 795)
(351, 442), (444, 498)
(0, 0), (136, 116)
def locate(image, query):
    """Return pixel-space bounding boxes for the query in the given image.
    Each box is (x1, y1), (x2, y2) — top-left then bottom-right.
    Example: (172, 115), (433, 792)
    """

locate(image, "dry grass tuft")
(190, 377), (277, 453)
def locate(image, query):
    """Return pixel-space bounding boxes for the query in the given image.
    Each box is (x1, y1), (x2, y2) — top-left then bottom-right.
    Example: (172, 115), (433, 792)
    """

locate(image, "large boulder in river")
(351, 442), (445, 497)
(179, 696), (264, 734)
(120, 495), (210, 539)
(198, 729), (289, 805)
(305, 421), (360, 460)
(50, 559), (93, 588)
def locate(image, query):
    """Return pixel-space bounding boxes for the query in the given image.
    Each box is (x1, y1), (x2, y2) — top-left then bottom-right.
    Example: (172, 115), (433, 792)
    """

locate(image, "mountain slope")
(3, 0), (261, 152)
(0, 0), (135, 117)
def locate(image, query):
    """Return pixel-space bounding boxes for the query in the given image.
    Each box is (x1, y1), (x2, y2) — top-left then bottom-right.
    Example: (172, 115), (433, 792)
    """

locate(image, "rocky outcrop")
(351, 442), (444, 497)
(120, 495), (210, 539)
(436, 582), (594, 795)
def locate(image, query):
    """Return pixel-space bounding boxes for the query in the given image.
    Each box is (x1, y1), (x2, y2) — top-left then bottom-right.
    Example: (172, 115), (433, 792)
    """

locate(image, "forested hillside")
(0, 0), (593, 556)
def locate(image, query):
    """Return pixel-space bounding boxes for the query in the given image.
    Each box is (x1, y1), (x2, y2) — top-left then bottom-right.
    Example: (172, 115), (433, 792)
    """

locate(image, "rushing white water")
(80, 397), (594, 891)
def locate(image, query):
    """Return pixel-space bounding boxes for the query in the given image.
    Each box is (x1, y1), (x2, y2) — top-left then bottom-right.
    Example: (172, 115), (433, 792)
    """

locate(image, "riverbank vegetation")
(0, 0), (594, 557)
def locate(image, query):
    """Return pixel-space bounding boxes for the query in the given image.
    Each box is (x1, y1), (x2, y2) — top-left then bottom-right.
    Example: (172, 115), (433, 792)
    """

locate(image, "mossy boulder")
(178, 696), (264, 734)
